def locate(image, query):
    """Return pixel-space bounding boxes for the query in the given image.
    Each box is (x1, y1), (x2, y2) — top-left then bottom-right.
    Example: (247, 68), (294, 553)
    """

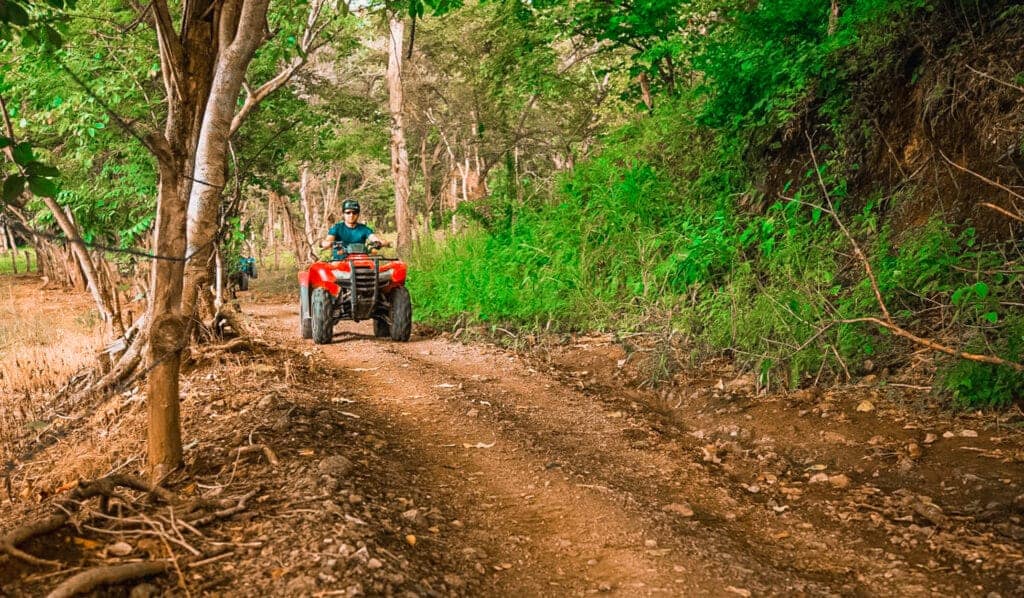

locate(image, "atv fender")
(299, 263), (341, 296)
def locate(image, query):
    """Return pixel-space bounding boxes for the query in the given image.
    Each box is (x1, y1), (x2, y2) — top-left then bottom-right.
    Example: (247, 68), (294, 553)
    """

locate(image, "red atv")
(297, 241), (411, 343)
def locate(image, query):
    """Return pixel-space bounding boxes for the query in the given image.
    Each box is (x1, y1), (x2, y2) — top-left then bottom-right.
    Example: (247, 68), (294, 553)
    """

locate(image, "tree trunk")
(147, 143), (189, 481)
(828, 0), (840, 35)
(301, 167), (316, 257)
(182, 28), (269, 336)
(387, 16), (412, 256)
(144, 0), (222, 480)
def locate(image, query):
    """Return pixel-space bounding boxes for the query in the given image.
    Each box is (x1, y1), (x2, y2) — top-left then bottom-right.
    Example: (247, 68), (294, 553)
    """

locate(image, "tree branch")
(151, 0), (184, 102)
(938, 148), (1024, 203)
(806, 132), (892, 322)
(228, 0), (329, 137)
(842, 317), (1024, 372)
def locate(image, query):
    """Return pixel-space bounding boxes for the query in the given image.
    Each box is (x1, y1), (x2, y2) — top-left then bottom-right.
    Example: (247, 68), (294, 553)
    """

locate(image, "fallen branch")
(806, 133), (891, 322)
(937, 149), (1024, 203)
(843, 317), (1024, 372)
(799, 134), (1024, 375)
(45, 560), (171, 598)
(964, 64), (1024, 94)
(980, 201), (1024, 224)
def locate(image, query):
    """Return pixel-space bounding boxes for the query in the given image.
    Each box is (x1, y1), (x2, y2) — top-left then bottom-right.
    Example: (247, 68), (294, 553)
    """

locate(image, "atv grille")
(352, 266), (377, 292)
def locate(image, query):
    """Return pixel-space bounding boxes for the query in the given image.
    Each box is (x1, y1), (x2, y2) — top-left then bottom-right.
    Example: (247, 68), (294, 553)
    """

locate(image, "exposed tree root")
(45, 561), (171, 598)
(1, 475), (174, 567)
(0, 515), (67, 567)
(3, 472), (261, 597)
(204, 337), (268, 354)
(236, 444), (280, 467)
(185, 489), (258, 527)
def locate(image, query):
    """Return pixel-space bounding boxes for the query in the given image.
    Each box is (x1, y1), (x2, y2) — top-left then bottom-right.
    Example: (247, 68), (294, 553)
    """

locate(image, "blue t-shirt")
(328, 222), (373, 258)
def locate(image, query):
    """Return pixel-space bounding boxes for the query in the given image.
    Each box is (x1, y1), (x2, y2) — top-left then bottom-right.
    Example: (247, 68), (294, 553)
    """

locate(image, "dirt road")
(247, 299), (1024, 597)
(3, 287), (1022, 596)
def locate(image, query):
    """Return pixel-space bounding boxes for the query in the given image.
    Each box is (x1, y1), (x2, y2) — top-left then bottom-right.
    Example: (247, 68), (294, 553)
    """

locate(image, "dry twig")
(805, 133), (891, 323)
(937, 149), (1024, 203)
(186, 489), (259, 527)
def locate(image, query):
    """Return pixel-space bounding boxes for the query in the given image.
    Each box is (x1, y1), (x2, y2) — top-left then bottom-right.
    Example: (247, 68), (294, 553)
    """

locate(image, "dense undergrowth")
(410, 0), (1024, 408)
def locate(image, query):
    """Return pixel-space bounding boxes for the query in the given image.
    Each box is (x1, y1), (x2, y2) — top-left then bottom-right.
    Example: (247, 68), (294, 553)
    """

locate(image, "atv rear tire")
(311, 287), (334, 344)
(299, 286), (312, 339)
(239, 272), (249, 291)
(373, 317), (389, 338)
(389, 286), (412, 342)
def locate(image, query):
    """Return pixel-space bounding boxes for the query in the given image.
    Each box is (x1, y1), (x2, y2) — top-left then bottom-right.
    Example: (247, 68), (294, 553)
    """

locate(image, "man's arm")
(321, 234), (335, 249)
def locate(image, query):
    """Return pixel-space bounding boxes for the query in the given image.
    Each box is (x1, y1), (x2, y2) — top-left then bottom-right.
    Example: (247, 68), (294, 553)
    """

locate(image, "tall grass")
(0, 277), (104, 428)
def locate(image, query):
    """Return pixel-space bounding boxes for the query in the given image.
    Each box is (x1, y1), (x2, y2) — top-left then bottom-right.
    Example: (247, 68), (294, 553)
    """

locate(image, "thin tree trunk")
(387, 16), (412, 256)
(638, 72), (653, 110)
(6, 226), (19, 273)
(38, 199), (123, 335)
(301, 167), (318, 260)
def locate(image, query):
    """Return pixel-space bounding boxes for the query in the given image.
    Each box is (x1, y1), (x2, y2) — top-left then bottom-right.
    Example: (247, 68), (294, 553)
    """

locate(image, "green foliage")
(940, 358), (1024, 410)
(693, 0), (927, 135)
(413, 0), (1024, 408)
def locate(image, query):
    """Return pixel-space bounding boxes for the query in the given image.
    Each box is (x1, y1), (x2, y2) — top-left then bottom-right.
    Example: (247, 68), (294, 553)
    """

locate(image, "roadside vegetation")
(410, 0), (1024, 408)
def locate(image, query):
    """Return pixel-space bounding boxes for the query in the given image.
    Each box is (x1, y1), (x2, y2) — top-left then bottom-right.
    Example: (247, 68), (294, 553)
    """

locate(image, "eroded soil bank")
(2, 283), (1022, 596)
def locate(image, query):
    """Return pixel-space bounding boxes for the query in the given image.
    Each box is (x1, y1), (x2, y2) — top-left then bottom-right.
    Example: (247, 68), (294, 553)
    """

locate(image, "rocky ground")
(2, 280), (1023, 596)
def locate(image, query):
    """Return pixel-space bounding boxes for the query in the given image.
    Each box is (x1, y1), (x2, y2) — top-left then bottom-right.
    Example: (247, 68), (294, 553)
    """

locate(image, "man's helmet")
(342, 199), (361, 213)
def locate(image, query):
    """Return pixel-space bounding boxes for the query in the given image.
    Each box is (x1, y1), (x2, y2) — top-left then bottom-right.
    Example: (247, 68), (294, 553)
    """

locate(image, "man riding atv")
(322, 199), (391, 258)
(298, 198), (411, 344)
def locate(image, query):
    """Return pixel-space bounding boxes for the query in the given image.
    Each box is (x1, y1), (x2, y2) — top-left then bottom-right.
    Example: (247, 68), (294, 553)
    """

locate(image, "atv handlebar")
(331, 240), (383, 255)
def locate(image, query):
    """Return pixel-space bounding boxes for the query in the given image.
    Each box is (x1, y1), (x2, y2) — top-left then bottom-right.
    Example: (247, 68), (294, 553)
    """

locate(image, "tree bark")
(182, 6), (270, 337)
(387, 16), (412, 256)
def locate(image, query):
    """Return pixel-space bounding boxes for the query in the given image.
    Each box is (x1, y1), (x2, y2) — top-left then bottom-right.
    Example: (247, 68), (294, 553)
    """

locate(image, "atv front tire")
(311, 287), (334, 344)
(299, 286), (312, 339)
(389, 286), (412, 342)
(373, 317), (389, 338)
(239, 272), (249, 291)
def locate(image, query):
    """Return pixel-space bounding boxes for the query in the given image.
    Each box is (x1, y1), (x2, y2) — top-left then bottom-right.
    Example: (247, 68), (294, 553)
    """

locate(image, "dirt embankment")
(2, 283), (1024, 596)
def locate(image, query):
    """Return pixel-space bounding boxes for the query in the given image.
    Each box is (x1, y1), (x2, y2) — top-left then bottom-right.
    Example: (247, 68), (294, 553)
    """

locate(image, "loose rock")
(319, 455), (354, 478)
(663, 502), (695, 517)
